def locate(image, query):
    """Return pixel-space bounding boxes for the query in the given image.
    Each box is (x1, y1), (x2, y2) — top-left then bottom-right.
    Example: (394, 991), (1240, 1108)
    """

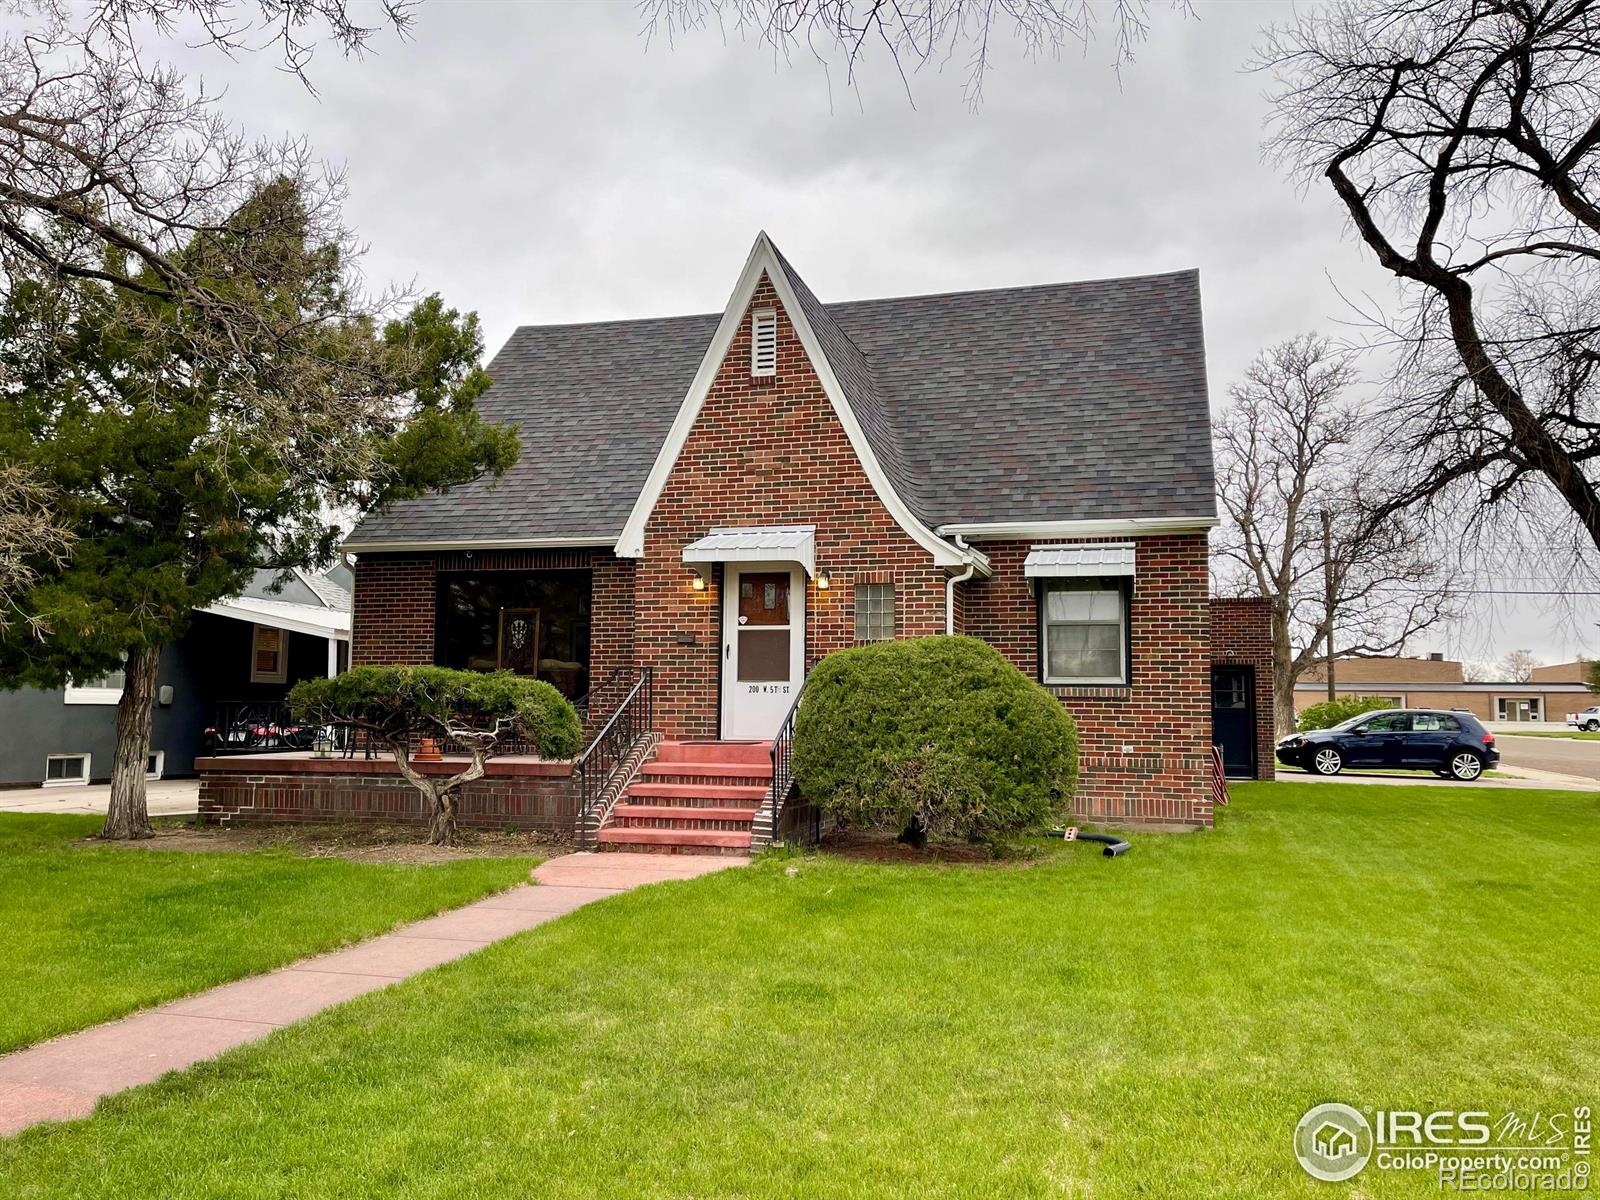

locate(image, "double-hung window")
(1040, 580), (1128, 685)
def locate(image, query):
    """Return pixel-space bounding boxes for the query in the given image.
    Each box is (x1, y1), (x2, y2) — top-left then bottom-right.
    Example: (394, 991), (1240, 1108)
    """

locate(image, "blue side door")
(1402, 713), (1458, 766)
(1345, 712), (1408, 767)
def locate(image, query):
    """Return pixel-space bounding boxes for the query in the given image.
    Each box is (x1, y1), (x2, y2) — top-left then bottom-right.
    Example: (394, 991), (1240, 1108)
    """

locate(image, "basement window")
(751, 308), (777, 377)
(44, 753), (90, 787)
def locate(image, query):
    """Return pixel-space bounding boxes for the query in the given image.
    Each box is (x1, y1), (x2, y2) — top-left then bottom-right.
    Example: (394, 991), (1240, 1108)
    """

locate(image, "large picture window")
(1040, 579), (1129, 685)
(436, 570), (592, 700)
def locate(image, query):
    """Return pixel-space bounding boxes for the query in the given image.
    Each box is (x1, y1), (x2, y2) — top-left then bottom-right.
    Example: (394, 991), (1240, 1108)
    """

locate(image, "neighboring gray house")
(0, 568), (350, 788)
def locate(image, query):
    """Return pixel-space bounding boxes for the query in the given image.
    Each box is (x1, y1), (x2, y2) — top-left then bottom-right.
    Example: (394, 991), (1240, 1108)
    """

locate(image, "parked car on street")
(1276, 709), (1499, 780)
(1566, 706), (1600, 732)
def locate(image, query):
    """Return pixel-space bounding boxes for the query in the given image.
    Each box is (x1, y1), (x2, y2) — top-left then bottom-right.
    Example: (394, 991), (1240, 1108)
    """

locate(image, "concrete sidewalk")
(1280, 765), (1600, 791)
(0, 852), (743, 1136)
(0, 778), (200, 816)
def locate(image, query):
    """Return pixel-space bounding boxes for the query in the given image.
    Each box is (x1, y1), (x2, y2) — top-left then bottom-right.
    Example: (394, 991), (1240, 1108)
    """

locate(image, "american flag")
(1210, 745), (1231, 808)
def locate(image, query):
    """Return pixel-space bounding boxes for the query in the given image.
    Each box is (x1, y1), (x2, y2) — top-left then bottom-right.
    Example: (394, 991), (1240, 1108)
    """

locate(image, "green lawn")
(0, 814), (535, 1053)
(2, 784), (1596, 1198)
(1501, 728), (1600, 740)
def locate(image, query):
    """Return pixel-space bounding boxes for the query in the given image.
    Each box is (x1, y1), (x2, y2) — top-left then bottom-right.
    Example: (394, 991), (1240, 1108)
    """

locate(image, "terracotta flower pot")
(413, 737), (444, 762)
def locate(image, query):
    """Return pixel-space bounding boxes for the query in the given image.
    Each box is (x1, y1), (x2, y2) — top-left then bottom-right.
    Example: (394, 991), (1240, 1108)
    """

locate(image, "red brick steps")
(608, 804), (759, 823)
(597, 740), (772, 855)
(595, 827), (754, 850)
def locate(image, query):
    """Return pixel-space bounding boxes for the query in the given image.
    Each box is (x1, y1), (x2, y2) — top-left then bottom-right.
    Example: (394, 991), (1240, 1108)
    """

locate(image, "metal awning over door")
(681, 525), (817, 576)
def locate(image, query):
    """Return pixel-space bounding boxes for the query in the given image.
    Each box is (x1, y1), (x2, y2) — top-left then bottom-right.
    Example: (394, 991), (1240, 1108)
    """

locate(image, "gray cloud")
(146, 1), (1571, 662)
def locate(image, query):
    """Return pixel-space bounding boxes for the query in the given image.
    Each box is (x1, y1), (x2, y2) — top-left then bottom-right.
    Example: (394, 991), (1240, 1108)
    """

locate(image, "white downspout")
(945, 535), (977, 635)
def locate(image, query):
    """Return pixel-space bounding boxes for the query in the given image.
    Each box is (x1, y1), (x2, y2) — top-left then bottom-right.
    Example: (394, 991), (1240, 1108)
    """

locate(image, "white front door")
(721, 563), (805, 740)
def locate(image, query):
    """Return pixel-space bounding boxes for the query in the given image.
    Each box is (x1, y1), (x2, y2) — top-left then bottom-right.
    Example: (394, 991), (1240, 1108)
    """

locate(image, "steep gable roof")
(346, 236), (1215, 553)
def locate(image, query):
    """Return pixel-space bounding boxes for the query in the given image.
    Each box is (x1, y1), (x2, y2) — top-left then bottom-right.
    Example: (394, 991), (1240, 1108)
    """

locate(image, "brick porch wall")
(1209, 596), (1276, 781)
(196, 756), (579, 833)
(962, 535), (1213, 826)
(636, 273), (949, 739)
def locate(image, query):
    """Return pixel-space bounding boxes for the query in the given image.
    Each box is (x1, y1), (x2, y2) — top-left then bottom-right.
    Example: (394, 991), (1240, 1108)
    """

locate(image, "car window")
(1361, 713), (1411, 732)
(1412, 714), (1460, 732)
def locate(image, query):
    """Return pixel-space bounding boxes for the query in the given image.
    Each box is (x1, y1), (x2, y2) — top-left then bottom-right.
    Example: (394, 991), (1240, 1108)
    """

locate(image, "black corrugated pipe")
(1046, 829), (1131, 857)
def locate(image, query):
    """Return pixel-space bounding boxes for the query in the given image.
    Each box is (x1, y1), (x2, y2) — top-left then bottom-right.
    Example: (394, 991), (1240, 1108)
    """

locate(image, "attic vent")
(751, 308), (777, 377)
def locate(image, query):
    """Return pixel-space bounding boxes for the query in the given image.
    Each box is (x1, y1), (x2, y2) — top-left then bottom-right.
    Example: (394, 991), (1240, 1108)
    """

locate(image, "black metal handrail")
(574, 666), (654, 841)
(574, 664), (631, 727)
(766, 679), (809, 843)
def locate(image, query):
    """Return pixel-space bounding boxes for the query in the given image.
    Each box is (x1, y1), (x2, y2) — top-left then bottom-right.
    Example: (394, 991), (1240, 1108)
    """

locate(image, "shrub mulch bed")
(816, 829), (1050, 867)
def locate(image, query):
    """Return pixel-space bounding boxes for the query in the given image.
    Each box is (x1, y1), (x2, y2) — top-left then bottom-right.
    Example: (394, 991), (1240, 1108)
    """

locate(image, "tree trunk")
(428, 791), (459, 847)
(100, 644), (160, 840)
(1270, 602), (1299, 735)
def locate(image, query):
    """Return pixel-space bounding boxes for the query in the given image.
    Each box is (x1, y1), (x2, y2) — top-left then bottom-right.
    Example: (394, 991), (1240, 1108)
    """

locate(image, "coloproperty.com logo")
(1294, 1102), (1592, 1190)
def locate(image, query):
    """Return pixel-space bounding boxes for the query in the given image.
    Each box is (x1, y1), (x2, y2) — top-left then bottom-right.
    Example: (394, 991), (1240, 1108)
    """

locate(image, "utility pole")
(1322, 509), (1336, 702)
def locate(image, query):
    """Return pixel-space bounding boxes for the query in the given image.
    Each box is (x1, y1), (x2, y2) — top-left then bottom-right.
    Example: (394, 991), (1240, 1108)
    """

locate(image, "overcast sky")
(149, 0), (1576, 666)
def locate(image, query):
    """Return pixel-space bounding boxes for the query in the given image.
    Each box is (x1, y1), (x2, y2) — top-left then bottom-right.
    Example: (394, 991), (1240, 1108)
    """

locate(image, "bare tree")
(1212, 334), (1458, 733)
(0, 0), (418, 490)
(0, 463), (74, 631)
(1500, 648), (1538, 682)
(640, 0), (1184, 104)
(1259, 1), (1600, 568)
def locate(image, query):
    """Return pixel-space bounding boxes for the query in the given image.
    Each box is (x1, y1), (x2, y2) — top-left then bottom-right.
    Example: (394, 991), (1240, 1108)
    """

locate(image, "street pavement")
(1494, 733), (1600, 782)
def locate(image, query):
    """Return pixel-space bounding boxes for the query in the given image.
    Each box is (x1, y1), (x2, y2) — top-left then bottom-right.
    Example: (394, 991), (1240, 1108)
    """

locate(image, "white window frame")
(43, 753), (91, 787)
(1039, 578), (1130, 686)
(250, 623), (288, 684)
(146, 750), (165, 780)
(63, 664), (126, 705)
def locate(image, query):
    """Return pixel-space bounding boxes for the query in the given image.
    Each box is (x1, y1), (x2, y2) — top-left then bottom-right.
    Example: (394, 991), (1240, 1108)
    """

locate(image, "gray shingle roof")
(348, 254), (1214, 548)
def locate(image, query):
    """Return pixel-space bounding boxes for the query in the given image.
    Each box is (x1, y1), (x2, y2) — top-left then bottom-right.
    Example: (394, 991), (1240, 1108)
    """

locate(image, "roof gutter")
(935, 515), (1218, 541)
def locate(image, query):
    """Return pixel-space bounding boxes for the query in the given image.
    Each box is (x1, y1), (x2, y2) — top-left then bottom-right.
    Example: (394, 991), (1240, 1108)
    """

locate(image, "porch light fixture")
(691, 569), (706, 591)
(816, 569), (831, 590)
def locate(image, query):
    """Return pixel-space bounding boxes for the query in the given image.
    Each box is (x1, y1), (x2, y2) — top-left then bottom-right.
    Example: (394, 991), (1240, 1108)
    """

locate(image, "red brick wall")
(636, 273), (949, 739)
(351, 555), (436, 665)
(1209, 597), (1276, 781)
(962, 535), (1214, 826)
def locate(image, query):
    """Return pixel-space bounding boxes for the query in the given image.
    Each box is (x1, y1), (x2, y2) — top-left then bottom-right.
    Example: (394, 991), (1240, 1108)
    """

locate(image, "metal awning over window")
(1023, 543), (1136, 578)
(681, 525), (817, 576)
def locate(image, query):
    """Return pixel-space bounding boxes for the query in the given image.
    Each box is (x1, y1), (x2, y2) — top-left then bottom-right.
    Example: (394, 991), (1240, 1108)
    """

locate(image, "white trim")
(341, 535), (613, 554)
(250, 624), (289, 684)
(43, 752), (91, 787)
(146, 750), (165, 781)
(63, 683), (122, 706)
(614, 232), (969, 569)
(203, 598), (350, 641)
(936, 516), (1218, 541)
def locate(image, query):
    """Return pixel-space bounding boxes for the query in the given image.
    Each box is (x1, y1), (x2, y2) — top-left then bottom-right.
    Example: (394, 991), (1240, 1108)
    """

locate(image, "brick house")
(229, 233), (1271, 847)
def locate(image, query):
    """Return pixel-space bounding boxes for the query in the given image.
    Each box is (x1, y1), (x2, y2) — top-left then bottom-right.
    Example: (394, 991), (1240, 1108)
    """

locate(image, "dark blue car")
(1276, 708), (1499, 781)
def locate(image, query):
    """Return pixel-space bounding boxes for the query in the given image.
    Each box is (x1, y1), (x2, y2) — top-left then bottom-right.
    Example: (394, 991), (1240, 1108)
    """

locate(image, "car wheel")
(1448, 751), (1484, 781)
(1585, 720), (1598, 732)
(1312, 747), (1344, 776)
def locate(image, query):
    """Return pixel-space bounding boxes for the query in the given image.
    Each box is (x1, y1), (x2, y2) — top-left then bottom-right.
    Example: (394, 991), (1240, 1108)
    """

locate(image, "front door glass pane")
(738, 573), (790, 626)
